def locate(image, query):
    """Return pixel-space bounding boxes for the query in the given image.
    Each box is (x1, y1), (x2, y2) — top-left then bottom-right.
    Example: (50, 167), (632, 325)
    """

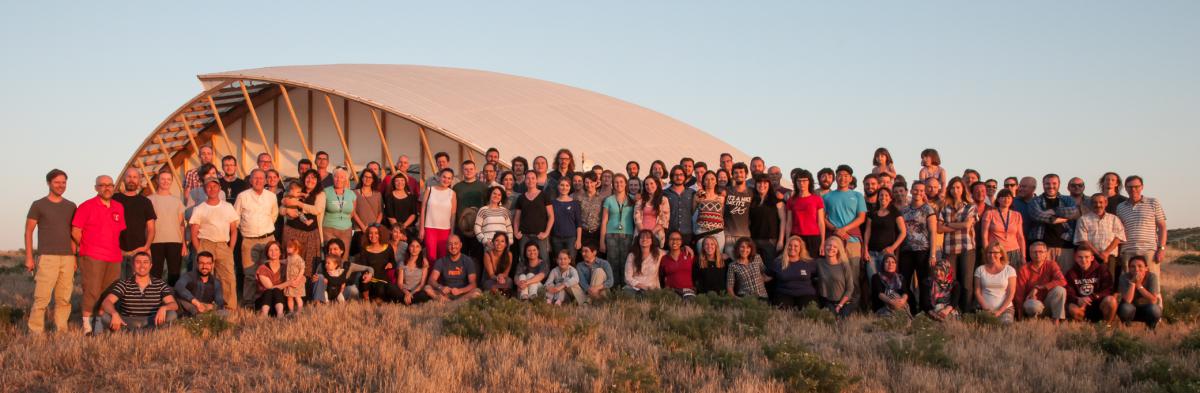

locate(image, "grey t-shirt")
(27, 197), (77, 255)
(148, 194), (185, 244)
(724, 187), (753, 238)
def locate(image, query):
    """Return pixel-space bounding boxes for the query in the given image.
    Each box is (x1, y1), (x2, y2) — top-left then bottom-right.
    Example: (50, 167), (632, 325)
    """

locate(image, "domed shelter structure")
(122, 64), (747, 190)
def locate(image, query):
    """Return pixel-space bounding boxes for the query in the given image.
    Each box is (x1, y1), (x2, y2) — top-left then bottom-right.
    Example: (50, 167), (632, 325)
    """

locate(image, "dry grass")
(0, 252), (1197, 392)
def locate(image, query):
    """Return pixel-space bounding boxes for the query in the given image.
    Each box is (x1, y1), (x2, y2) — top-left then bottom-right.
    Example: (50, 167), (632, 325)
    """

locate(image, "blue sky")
(2, 1), (1197, 249)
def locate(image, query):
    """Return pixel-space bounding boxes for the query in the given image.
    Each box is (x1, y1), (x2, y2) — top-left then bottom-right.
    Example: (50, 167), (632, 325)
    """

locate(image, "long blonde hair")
(823, 236), (849, 264)
(781, 235), (813, 270)
(697, 236), (725, 269)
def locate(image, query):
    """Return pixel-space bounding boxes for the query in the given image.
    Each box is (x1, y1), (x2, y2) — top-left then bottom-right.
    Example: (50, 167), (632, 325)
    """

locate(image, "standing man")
(234, 169), (278, 306)
(680, 157), (696, 188)
(1012, 176), (1039, 250)
(25, 169), (77, 333)
(1075, 193), (1126, 280)
(453, 160), (488, 264)
(113, 168), (156, 279)
(183, 145), (216, 192)
(718, 153), (733, 175)
(1030, 174), (1081, 273)
(816, 168), (835, 197)
(384, 154), (422, 199)
(219, 155), (249, 205)
(861, 174), (881, 213)
(248, 153), (273, 182)
(72, 175), (126, 335)
(769, 166), (791, 200)
(823, 164), (868, 307)
(1115, 175), (1167, 288)
(427, 152), (452, 186)
(1067, 178), (1087, 209)
(723, 163), (753, 258)
(478, 147), (501, 182)
(664, 165), (696, 247)
(190, 177), (240, 310)
(315, 151), (333, 188)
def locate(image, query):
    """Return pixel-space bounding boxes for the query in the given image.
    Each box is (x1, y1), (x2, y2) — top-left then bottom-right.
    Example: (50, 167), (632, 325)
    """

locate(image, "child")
(282, 181), (313, 226)
(316, 255), (350, 303)
(918, 148), (947, 195)
(544, 250), (583, 305)
(871, 147), (896, 177)
(284, 240), (306, 313)
(927, 258), (959, 321)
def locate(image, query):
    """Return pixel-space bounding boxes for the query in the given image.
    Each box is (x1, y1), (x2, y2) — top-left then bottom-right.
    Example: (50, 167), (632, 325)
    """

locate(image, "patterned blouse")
(901, 203), (937, 251)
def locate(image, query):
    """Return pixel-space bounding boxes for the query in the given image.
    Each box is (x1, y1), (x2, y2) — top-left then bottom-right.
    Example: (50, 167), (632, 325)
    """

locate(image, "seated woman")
(693, 236), (728, 294)
(390, 240), (430, 305)
(974, 242), (1018, 324)
(514, 242), (548, 300)
(766, 235), (819, 309)
(1117, 256), (1162, 329)
(625, 230), (663, 294)
(356, 225), (400, 302)
(926, 257), (959, 321)
(544, 250), (585, 305)
(482, 234), (515, 295)
(816, 237), (855, 318)
(659, 230), (697, 299)
(257, 242), (302, 317)
(726, 237), (769, 300)
(313, 238), (373, 303)
(871, 254), (911, 316)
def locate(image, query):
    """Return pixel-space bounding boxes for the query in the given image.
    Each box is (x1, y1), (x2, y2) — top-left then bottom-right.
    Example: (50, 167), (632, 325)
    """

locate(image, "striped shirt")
(1115, 197), (1165, 254)
(112, 277), (173, 317)
(473, 206), (513, 245)
(1074, 212), (1126, 251)
(940, 203), (977, 254)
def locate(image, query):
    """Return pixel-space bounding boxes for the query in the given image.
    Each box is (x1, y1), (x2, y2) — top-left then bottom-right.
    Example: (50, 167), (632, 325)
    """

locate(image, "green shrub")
(796, 303), (836, 326)
(1132, 358), (1200, 393)
(1180, 329), (1200, 351)
(276, 338), (322, 364)
(611, 357), (662, 393)
(1097, 330), (1148, 361)
(1174, 254), (1200, 265)
(763, 340), (858, 393)
(0, 305), (25, 326)
(961, 311), (1004, 328)
(442, 293), (531, 341)
(886, 317), (955, 369)
(178, 313), (233, 338)
(866, 313), (912, 333)
(662, 312), (725, 344)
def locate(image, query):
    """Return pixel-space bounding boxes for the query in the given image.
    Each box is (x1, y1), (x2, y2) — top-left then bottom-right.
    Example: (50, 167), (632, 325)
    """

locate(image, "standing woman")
(716, 169), (731, 191)
(785, 169), (826, 258)
(974, 242), (1018, 324)
(600, 174), (635, 286)
(726, 237), (769, 300)
(352, 169), (384, 255)
(749, 174), (786, 267)
(148, 170), (187, 286)
(513, 171), (554, 265)
(282, 170), (325, 276)
(939, 177), (977, 311)
(500, 171), (519, 213)
(532, 156), (549, 190)
(474, 186), (513, 249)
(322, 168), (357, 253)
(634, 176), (670, 244)
(576, 172), (605, 253)
(549, 178), (583, 261)
(384, 174), (418, 240)
(981, 189), (1025, 268)
(545, 149), (575, 198)
(871, 147), (897, 178)
(899, 182), (938, 313)
(816, 237), (855, 318)
(649, 160), (669, 187)
(694, 171), (727, 254)
(625, 230), (662, 293)
(863, 188), (906, 279)
(420, 168), (457, 261)
(767, 236), (819, 309)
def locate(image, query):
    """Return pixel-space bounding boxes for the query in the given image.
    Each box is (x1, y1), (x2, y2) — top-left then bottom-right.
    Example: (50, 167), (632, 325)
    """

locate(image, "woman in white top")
(420, 168), (457, 261)
(624, 230), (662, 293)
(974, 242), (1017, 324)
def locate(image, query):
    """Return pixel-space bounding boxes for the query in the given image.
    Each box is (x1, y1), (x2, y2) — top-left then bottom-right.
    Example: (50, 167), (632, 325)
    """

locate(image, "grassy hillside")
(0, 252), (1197, 392)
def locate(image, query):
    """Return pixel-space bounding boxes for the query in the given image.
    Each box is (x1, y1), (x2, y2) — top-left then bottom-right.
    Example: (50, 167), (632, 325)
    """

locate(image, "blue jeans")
(605, 234), (632, 287)
(550, 236), (578, 262)
(1118, 303), (1162, 328)
(96, 310), (177, 333)
(312, 274), (356, 302)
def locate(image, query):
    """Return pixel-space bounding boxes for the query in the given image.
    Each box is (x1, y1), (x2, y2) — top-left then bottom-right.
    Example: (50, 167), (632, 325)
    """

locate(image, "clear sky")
(2, 1), (1197, 250)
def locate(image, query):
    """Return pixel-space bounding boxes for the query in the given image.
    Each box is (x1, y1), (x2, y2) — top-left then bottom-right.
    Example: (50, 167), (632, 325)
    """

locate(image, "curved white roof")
(197, 64), (747, 169)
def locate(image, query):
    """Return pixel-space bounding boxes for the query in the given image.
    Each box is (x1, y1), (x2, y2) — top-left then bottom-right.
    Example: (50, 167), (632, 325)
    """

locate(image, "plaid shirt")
(726, 256), (768, 298)
(183, 168), (203, 192)
(1029, 193), (1080, 244)
(939, 203), (976, 254)
(1074, 212), (1126, 251)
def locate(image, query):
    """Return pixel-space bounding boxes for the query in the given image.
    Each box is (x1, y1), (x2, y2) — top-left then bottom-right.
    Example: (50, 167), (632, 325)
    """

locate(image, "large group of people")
(22, 144), (1171, 334)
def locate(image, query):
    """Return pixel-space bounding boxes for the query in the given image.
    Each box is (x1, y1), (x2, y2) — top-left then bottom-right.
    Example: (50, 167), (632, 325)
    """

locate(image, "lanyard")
(999, 209), (1012, 233)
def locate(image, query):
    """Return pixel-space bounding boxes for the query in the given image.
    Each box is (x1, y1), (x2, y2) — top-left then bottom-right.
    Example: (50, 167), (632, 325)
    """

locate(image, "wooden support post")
(180, 112), (203, 162)
(370, 109), (395, 172)
(279, 85), (313, 161)
(239, 81), (273, 161)
(323, 94), (358, 178)
(135, 158), (157, 194)
(206, 95), (245, 177)
(155, 135), (185, 194)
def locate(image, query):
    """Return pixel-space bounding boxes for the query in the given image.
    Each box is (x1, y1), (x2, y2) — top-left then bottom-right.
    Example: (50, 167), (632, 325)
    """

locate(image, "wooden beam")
(181, 117), (203, 167)
(323, 94), (357, 179)
(205, 95), (245, 177)
(369, 108), (395, 173)
(155, 134), (185, 194)
(272, 98), (279, 163)
(239, 81), (272, 161)
(307, 90), (314, 155)
(278, 85), (313, 162)
(418, 126), (435, 181)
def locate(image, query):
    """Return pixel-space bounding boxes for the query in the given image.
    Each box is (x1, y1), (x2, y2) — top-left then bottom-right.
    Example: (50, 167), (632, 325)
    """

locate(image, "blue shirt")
(822, 189), (867, 243)
(577, 258), (615, 291)
(551, 199), (582, 238)
(1013, 197), (1037, 243)
(664, 186), (696, 234)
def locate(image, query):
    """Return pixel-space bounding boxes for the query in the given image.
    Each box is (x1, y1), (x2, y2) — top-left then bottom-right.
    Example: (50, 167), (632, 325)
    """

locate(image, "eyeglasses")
(1068, 184), (1084, 188)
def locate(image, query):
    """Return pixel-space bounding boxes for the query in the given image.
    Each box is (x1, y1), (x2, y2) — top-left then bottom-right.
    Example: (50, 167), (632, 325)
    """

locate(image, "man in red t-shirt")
(71, 175), (126, 334)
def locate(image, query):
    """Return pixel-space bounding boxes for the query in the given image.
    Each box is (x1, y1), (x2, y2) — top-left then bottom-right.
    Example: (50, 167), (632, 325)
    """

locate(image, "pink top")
(982, 208), (1023, 252)
(639, 203), (658, 230)
(786, 194), (825, 236)
(71, 197), (126, 262)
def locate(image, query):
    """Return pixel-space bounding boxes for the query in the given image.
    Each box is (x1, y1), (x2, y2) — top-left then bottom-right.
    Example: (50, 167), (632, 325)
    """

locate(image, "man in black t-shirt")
(113, 168), (157, 279)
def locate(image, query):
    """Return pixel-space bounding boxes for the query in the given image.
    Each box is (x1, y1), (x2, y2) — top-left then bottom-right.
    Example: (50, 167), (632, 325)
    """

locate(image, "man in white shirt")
(234, 169), (279, 305)
(190, 177), (239, 310)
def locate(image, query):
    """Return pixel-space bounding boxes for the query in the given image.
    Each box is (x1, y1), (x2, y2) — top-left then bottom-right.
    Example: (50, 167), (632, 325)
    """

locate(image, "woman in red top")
(257, 242), (301, 317)
(659, 230), (696, 298)
(785, 169), (826, 256)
